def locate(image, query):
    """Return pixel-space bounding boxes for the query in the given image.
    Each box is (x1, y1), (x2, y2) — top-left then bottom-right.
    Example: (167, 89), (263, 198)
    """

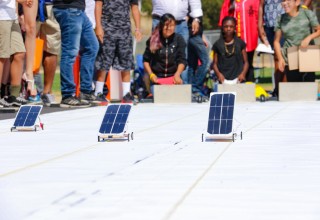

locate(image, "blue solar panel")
(13, 105), (42, 127)
(99, 104), (132, 134)
(207, 93), (235, 135)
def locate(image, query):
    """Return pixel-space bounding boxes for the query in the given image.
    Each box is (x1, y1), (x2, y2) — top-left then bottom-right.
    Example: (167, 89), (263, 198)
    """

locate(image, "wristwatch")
(193, 18), (201, 23)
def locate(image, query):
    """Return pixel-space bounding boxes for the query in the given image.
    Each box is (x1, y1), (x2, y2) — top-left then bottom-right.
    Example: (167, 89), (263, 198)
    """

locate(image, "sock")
(94, 81), (105, 96)
(122, 82), (131, 96)
(10, 85), (21, 97)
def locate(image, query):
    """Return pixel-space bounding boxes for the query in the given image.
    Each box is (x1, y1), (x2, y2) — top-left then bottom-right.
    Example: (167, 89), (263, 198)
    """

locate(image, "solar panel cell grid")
(13, 106), (42, 127)
(207, 93), (235, 135)
(99, 105), (131, 135)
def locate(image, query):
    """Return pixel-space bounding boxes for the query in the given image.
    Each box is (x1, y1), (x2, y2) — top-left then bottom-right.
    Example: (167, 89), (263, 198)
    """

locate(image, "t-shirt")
(212, 36), (246, 80)
(0, 0), (16, 20)
(53, 0), (85, 10)
(275, 8), (319, 63)
(95, 0), (138, 39)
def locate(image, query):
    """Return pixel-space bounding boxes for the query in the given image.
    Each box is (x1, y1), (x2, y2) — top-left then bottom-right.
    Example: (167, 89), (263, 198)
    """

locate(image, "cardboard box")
(279, 82), (318, 101)
(217, 84), (256, 102)
(287, 45), (320, 72)
(153, 85), (191, 103)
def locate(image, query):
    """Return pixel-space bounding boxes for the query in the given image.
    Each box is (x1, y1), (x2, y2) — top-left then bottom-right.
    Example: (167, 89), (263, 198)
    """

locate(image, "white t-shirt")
(0, 0), (17, 20)
(85, 0), (95, 29)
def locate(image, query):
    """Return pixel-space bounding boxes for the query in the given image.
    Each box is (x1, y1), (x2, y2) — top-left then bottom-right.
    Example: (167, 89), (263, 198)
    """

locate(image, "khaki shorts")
(0, 20), (26, 58)
(36, 5), (61, 55)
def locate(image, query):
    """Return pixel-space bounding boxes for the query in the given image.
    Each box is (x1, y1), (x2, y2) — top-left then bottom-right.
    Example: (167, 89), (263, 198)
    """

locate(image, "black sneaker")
(122, 92), (137, 105)
(5, 96), (28, 107)
(80, 92), (100, 104)
(96, 93), (109, 105)
(41, 93), (58, 107)
(60, 96), (91, 108)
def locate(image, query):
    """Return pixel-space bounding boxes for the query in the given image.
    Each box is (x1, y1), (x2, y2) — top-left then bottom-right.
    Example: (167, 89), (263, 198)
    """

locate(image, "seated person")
(212, 16), (248, 84)
(143, 13), (187, 93)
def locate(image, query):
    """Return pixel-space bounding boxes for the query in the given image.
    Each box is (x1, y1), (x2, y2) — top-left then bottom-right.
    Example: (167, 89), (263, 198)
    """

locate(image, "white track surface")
(1, 102), (320, 220)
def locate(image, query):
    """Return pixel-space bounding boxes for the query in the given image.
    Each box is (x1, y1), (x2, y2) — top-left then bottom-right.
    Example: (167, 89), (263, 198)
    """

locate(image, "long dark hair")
(150, 13), (176, 53)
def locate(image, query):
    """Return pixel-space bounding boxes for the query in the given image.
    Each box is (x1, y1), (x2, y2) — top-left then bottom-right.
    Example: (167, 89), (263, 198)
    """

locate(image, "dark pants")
(285, 66), (315, 82)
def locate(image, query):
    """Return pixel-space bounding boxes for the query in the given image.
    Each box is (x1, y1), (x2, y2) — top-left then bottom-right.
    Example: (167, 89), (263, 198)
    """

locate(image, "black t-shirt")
(53, 0), (85, 10)
(212, 36), (246, 80)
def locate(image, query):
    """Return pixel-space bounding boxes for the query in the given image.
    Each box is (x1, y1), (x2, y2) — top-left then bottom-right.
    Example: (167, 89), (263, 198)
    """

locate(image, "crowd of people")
(0, 0), (319, 109)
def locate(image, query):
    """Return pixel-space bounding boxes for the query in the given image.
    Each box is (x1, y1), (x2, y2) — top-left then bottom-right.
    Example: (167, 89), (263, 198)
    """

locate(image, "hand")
(218, 75), (225, 84)
(191, 20), (200, 35)
(300, 37), (311, 48)
(238, 73), (246, 82)
(95, 26), (104, 43)
(25, 0), (33, 7)
(260, 30), (270, 46)
(150, 74), (158, 84)
(202, 35), (208, 48)
(278, 58), (286, 72)
(135, 30), (142, 42)
(173, 74), (183, 84)
(18, 15), (26, 32)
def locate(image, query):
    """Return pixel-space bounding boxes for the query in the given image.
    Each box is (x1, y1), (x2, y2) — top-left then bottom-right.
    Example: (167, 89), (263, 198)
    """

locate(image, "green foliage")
(202, 0), (223, 30)
(141, 0), (152, 14)
(140, 0), (224, 30)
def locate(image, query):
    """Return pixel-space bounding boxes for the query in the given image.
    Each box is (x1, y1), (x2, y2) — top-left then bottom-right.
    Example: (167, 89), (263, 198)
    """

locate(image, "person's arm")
(238, 49), (249, 82)
(258, 0), (269, 45)
(144, 61), (158, 84)
(274, 30), (285, 72)
(131, 4), (142, 42)
(173, 64), (184, 84)
(300, 23), (320, 48)
(212, 52), (225, 83)
(95, 0), (104, 43)
(189, 0), (203, 35)
(172, 35), (187, 84)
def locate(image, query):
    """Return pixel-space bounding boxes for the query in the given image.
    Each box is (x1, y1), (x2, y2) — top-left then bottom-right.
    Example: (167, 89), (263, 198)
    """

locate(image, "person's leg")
(265, 26), (285, 96)
(41, 4), (61, 95)
(0, 20), (13, 91)
(189, 35), (209, 94)
(246, 51), (255, 82)
(22, 1), (38, 96)
(79, 11), (99, 95)
(302, 72), (316, 82)
(175, 21), (189, 84)
(53, 8), (82, 99)
(188, 37), (198, 90)
(94, 36), (116, 96)
(285, 67), (301, 82)
(6, 20), (28, 106)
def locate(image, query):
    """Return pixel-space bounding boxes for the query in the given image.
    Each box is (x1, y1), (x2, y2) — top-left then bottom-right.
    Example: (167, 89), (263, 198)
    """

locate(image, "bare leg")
(42, 51), (57, 94)
(10, 52), (25, 86)
(23, 1), (38, 96)
(121, 70), (130, 82)
(0, 58), (7, 85)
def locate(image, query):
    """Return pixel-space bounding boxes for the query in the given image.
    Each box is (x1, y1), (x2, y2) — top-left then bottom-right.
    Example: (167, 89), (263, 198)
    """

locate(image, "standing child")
(212, 16), (248, 84)
(274, 0), (320, 82)
(94, 0), (142, 103)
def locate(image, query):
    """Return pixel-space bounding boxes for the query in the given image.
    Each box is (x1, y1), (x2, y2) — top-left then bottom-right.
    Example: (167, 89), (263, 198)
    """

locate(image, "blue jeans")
(53, 8), (99, 98)
(152, 19), (189, 84)
(188, 35), (209, 94)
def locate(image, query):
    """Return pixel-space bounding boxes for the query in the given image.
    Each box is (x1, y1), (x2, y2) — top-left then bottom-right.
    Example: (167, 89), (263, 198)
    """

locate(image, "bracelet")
(149, 73), (156, 80)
